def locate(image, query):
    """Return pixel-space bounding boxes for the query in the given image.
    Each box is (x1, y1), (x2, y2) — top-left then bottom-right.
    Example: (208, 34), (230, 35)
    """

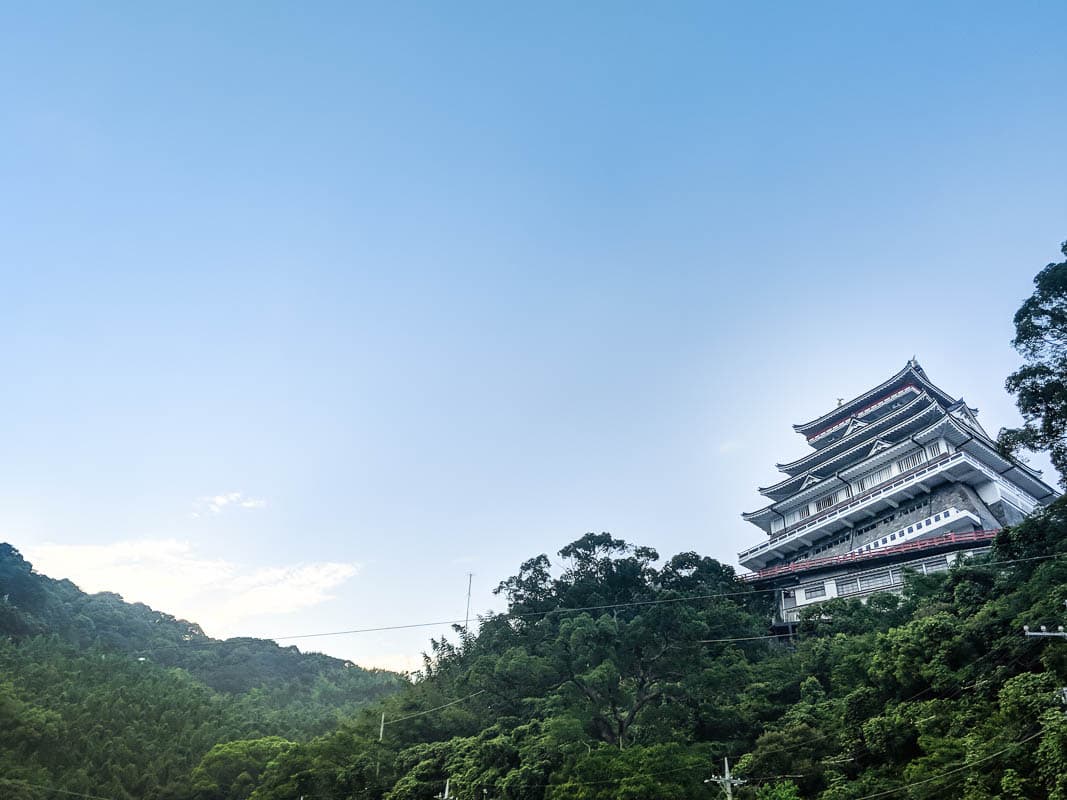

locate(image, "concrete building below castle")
(738, 360), (1058, 627)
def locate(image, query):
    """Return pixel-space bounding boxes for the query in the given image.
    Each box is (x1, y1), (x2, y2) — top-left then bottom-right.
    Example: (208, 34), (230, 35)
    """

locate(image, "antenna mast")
(464, 573), (473, 633)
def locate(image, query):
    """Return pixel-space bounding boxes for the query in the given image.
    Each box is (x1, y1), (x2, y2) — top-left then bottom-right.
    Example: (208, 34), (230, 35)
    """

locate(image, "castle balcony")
(751, 531), (997, 626)
(737, 450), (1004, 570)
(740, 528), (997, 584)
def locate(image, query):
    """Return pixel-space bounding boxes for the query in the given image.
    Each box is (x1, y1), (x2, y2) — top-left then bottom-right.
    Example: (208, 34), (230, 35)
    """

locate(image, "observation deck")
(738, 450), (1009, 570)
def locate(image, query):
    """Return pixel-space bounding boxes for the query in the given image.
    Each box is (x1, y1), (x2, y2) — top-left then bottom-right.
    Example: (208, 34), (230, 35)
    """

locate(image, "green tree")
(190, 737), (295, 800)
(756, 781), (802, 800)
(998, 238), (1067, 484)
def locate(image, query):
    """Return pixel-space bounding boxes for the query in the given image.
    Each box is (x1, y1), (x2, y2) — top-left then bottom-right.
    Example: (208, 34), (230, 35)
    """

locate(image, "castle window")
(858, 464), (894, 492)
(859, 572), (892, 590)
(804, 585), (826, 600)
(836, 577), (858, 594)
(927, 442), (942, 458)
(815, 493), (836, 512)
(897, 450), (925, 473)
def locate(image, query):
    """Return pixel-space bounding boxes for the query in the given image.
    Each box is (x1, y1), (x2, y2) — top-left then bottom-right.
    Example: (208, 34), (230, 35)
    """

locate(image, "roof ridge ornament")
(800, 474), (821, 489)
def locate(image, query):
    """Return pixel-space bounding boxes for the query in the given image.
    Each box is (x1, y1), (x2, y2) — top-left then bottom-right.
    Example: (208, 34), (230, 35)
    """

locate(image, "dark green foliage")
(0, 543), (403, 699)
(4, 509), (1067, 799)
(0, 543), (404, 800)
(999, 239), (1067, 485)
(242, 514), (1067, 800)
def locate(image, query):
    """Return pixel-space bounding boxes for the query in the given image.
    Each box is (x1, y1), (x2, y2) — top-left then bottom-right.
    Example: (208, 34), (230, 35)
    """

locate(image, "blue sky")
(1, 2), (1065, 671)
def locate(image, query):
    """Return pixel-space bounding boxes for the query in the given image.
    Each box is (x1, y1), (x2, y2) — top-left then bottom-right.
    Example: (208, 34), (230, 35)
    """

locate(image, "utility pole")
(465, 573), (474, 634)
(1024, 601), (1067, 712)
(376, 711), (385, 778)
(1023, 599), (1067, 639)
(705, 757), (746, 799)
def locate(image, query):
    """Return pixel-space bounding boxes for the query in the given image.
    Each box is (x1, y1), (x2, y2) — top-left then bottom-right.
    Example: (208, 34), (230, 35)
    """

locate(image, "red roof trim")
(741, 529), (998, 583)
(805, 384), (921, 441)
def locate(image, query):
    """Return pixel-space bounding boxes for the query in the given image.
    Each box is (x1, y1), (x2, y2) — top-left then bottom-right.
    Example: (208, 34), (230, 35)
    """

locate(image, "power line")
(0, 778), (117, 800)
(731, 645), (1030, 764)
(120, 551), (1067, 660)
(534, 759), (703, 788)
(848, 728), (1044, 800)
(271, 586), (775, 642)
(205, 551), (1067, 645)
(527, 656), (1045, 793)
(383, 690), (487, 726)
(698, 633), (794, 643)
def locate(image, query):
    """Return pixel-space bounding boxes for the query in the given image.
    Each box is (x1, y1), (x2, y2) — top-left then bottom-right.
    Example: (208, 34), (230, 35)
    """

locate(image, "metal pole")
(465, 573), (473, 633)
(1023, 600), (1067, 639)
(704, 756), (745, 799)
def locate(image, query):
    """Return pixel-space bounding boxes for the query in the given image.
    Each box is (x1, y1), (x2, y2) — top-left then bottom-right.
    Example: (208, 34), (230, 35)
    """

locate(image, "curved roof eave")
(773, 392), (936, 476)
(741, 506), (777, 522)
(792, 361), (955, 437)
(759, 397), (944, 497)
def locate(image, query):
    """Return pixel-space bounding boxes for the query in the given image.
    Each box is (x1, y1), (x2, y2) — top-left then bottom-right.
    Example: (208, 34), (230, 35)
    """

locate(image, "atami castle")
(738, 360), (1058, 628)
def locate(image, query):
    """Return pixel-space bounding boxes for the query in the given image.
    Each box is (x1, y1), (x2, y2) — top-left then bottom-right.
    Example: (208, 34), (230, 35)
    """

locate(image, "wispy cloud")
(24, 539), (358, 639)
(717, 440), (743, 454)
(192, 492), (267, 518)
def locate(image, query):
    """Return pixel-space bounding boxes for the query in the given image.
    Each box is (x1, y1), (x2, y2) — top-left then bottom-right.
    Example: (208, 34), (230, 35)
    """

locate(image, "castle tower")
(739, 360), (1058, 627)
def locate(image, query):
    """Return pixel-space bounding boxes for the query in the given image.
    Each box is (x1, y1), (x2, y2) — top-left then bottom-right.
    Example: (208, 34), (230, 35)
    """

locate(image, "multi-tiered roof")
(738, 360), (1057, 572)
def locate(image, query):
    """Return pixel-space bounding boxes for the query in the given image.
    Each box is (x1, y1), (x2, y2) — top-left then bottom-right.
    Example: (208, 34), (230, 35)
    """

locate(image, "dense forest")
(2, 514), (1067, 800)
(0, 543), (405, 799)
(3, 242), (1067, 799)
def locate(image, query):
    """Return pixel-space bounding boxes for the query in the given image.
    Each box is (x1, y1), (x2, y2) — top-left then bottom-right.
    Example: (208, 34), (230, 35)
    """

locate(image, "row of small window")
(834, 571), (895, 596)
(851, 509), (955, 554)
(854, 443), (942, 492)
(800, 443), (945, 521)
(802, 572), (895, 601)
(841, 556), (951, 594)
(781, 506), (954, 571)
(855, 501), (930, 536)
(808, 535), (850, 557)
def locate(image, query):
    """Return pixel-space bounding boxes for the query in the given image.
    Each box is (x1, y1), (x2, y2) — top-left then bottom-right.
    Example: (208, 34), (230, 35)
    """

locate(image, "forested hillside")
(219, 515), (1067, 800)
(0, 543), (405, 799)
(3, 512), (1066, 800)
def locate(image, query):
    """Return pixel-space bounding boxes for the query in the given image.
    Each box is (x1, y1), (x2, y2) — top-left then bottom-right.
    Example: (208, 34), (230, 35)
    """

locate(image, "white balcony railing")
(739, 452), (963, 563)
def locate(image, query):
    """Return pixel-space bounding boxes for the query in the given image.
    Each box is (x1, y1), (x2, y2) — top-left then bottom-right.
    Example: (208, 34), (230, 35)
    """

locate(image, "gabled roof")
(842, 418), (868, 436)
(946, 400), (988, 438)
(868, 439), (893, 455)
(794, 360), (957, 443)
(757, 396), (946, 501)
(772, 391), (939, 478)
(742, 413), (1059, 532)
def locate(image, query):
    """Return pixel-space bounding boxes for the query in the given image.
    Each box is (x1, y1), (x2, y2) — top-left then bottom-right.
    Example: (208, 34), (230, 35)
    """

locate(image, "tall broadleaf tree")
(998, 239), (1067, 486)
